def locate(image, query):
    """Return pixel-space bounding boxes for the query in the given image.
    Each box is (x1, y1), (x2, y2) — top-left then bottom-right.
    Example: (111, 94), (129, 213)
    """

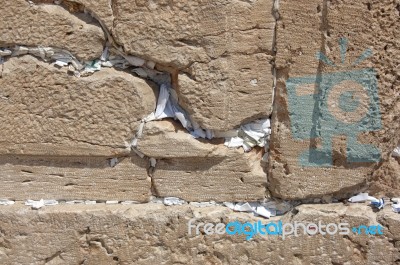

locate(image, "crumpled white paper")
(392, 145), (400, 157)
(130, 84), (213, 152)
(348, 193), (386, 210)
(109, 158), (118, 167)
(189, 201), (217, 207)
(348, 193), (378, 203)
(0, 199), (15, 205)
(0, 49), (12, 56)
(392, 203), (400, 213)
(121, 201), (140, 205)
(163, 197), (186, 206)
(223, 200), (292, 218)
(224, 119), (271, 152)
(224, 202), (268, 219)
(25, 199), (58, 209)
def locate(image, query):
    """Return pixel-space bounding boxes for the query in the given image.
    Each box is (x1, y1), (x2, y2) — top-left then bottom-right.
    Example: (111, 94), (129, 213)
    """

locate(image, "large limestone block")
(0, 203), (398, 264)
(0, 0), (105, 61)
(137, 120), (266, 201)
(113, 0), (275, 130)
(0, 155), (151, 201)
(178, 53), (274, 130)
(269, 0), (400, 199)
(0, 56), (157, 156)
(326, 0), (400, 196)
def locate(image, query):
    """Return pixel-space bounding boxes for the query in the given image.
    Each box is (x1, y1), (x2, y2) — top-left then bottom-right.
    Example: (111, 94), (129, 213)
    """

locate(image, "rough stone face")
(70, 0), (114, 31)
(0, 0), (105, 61)
(0, 156), (151, 201)
(269, 0), (400, 199)
(0, 203), (398, 264)
(137, 120), (267, 202)
(178, 53), (274, 130)
(112, 0), (275, 130)
(137, 120), (224, 158)
(0, 56), (157, 156)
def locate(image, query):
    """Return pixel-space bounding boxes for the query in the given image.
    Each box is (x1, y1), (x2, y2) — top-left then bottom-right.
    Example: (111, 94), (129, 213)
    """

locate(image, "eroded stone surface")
(137, 120), (223, 158)
(0, 0), (105, 61)
(112, 0), (275, 130)
(70, 0), (114, 31)
(0, 56), (157, 156)
(137, 120), (267, 202)
(0, 203), (398, 264)
(269, 0), (400, 199)
(0, 156), (151, 201)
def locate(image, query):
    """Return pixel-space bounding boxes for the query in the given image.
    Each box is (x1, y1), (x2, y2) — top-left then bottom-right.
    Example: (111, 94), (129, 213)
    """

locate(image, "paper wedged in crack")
(0, 0), (105, 61)
(0, 156), (150, 201)
(112, 0), (275, 130)
(0, 56), (157, 156)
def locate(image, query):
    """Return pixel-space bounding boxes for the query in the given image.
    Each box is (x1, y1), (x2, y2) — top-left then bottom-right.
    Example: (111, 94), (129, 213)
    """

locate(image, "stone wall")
(0, 0), (399, 263)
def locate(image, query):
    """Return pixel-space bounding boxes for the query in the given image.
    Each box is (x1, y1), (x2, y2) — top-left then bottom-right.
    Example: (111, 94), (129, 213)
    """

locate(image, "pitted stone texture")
(113, 0), (275, 130)
(69, 0), (114, 31)
(136, 120), (267, 202)
(137, 120), (223, 158)
(153, 151), (267, 202)
(0, 56), (157, 156)
(0, 0), (105, 61)
(0, 156), (151, 201)
(326, 0), (400, 196)
(270, 0), (400, 199)
(178, 53), (274, 130)
(0, 203), (398, 264)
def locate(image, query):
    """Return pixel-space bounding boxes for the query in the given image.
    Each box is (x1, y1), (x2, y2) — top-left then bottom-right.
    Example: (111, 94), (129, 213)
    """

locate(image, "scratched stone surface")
(0, 155), (151, 201)
(138, 120), (267, 202)
(0, 203), (398, 264)
(269, 0), (400, 199)
(0, 56), (157, 157)
(0, 0), (105, 61)
(112, 0), (276, 130)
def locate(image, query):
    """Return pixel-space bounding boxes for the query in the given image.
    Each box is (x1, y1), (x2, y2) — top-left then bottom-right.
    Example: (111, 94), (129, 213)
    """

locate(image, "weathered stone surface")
(152, 151), (266, 202)
(178, 53), (274, 130)
(112, 0), (275, 130)
(269, 0), (400, 199)
(137, 120), (223, 158)
(0, 155), (150, 201)
(136, 120), (267, 202)
(0, 0), (105, 61)
(0, 56), (157, 156)
(0, 203), (398, 264)
(70, 0), (114, 31)
(326, 0), (400, 196)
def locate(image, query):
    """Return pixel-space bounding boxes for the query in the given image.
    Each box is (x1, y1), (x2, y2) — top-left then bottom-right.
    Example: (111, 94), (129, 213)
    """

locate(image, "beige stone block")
(0, 56), (157, 157)
(0, 0), (105, 61)
(178, 53), (274, 130)
(112, 0), (275, 130)
(269, 0), (400, 199)
(136, 120), (267, 201)
(0, 203), (398, 264)
(0, 155), (150, 201)
(137, 120), (223, 158)
(70, 0), (114, 31)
